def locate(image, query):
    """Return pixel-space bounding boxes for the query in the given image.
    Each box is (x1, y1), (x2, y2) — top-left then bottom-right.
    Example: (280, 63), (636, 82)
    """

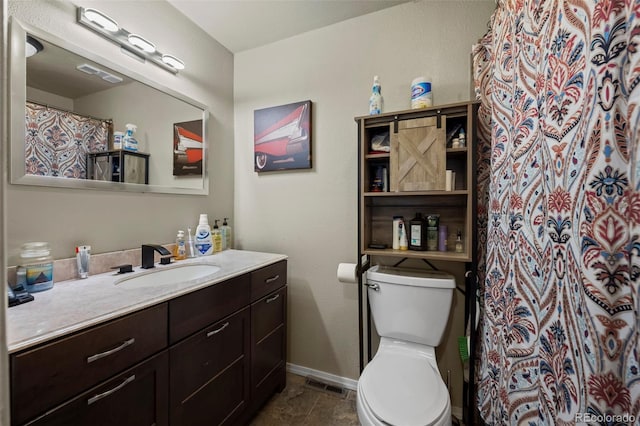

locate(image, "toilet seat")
(359, 347), (449, 426)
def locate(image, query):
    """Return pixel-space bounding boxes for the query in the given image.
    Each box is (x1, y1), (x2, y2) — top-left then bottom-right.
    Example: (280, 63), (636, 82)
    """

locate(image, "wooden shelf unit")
(355, 100), (479, 425)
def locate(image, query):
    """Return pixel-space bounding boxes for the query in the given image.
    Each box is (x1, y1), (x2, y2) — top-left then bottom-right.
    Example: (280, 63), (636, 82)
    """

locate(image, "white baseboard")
(286, 363), (463, 420)
(286, 362), (359, 391)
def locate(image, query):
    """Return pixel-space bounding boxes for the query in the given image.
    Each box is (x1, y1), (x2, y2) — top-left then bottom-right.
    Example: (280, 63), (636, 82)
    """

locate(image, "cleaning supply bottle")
(222, 218), (232, 250)
(369, 76), (383, 115)
(458, 128), (466, 148)
(123, 123), (138, 152)
(174, 230), (186, 260)
(195, 214), (213, 256)
(212, 220), (223, 253)
(409, 212), (427, 251)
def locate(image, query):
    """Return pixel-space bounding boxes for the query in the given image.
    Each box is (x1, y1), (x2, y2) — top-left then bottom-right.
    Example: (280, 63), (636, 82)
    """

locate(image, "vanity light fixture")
(83, 8), (118, 33)
(161, 54), (185, 70)
(26, 35), (43, 57)
(77, 6), (185, 74)
(128, 34), (156, 53)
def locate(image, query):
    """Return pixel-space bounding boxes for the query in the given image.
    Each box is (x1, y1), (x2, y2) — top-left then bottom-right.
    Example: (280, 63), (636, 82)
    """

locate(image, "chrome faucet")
(141, 244), (172, 269)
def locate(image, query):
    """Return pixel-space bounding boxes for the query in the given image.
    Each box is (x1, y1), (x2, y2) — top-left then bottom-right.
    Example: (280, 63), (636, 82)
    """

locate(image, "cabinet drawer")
(25, 351), (169, 426)
(250, 261), (287, 302)
(169, 273), (250, 344)
(170, 307), (250, 426)
(251, 286), (287, 343)
(11, 304), (167, 425)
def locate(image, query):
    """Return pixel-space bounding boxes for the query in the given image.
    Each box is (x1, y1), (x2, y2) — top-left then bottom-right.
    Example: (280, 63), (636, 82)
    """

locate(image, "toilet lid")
(360, 351), (448, 426)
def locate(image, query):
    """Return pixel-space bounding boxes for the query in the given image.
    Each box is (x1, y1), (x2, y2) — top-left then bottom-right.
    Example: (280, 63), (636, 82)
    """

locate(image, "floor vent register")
(304, 376), (348, 399)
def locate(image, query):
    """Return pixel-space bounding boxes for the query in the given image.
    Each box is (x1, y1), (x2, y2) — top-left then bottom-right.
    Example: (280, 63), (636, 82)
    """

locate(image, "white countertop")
(7, 249), (287, 354)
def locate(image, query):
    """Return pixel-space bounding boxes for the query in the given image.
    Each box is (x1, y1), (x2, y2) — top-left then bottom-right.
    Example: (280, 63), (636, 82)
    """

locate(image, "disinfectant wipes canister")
(411, 77), (432, 109)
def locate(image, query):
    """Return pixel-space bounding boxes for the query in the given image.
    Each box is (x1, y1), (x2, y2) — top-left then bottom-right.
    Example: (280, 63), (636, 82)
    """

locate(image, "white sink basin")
(115, 263), (221, 288)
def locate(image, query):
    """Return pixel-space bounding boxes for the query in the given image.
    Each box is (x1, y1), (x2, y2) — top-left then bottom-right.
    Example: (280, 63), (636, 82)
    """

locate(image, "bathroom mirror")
(9, 18), (209, 195)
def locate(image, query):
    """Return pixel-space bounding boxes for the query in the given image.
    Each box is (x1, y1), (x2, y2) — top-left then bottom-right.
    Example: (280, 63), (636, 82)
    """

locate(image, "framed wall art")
(254, 100), (312, 172)
(173, 119), (203, 176)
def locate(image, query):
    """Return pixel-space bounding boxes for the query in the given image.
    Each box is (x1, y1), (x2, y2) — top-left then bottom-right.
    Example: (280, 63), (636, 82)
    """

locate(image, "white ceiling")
(167, 0), (411, 53)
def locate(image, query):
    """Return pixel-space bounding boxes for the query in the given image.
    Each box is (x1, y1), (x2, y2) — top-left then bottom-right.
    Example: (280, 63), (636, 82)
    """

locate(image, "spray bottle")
(369, 76), (383, 115)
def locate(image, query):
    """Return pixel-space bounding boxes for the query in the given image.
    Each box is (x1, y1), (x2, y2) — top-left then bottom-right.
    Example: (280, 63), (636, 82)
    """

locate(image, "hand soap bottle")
(195, 214), (213, 256)
(174, 230), (186, 260)
(212, 220), (223, 253)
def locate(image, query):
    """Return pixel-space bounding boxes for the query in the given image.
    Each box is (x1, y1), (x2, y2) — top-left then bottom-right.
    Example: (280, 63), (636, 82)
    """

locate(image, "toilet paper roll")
(337, 263), (358, 283)
(445, 170), (453, 191)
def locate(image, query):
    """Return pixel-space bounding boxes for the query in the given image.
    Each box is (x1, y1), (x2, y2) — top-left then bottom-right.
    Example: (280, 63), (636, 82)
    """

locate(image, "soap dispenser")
(174, 230), (186, 260)
(212, 220), (223, 253)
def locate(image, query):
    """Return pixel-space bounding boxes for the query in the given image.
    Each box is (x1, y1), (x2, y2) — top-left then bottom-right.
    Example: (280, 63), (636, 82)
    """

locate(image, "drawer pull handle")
(87, 338), (135, 364)
(266, 294), (280, 303)
(207, 322), (230, 337)
(265, 274), (280, 284)
(87, 375), (135, 405)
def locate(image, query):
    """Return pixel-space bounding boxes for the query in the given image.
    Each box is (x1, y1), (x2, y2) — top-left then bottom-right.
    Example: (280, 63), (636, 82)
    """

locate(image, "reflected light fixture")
(77, 7), (185, 74)
(26, 35), (43, 58)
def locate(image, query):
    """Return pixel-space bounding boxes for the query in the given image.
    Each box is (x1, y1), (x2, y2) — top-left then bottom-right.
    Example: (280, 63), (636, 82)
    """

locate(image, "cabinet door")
(11, 303), (167, 425)
(251, 286), (287, 410)
(24, 351), (168, 426)
(390, 116), (447, 191)
(169, 307), (250, 426)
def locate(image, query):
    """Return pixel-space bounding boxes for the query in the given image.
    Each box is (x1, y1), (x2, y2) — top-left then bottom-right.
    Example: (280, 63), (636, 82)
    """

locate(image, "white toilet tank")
(366, 265), (456, 347)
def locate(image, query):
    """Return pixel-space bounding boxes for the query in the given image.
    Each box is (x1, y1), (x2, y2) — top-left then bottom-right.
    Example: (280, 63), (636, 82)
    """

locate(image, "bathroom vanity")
(6, 251), (287, 426)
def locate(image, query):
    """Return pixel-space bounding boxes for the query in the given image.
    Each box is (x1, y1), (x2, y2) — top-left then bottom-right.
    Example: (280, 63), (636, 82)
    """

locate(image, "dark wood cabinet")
(250, 287), (287, 410)
(169, 307), (251, 426)
(11, 304), (168, 426)
(250, 268), (287, 412)
(10, 260), (287, 426)
(24, 351), (168, 426)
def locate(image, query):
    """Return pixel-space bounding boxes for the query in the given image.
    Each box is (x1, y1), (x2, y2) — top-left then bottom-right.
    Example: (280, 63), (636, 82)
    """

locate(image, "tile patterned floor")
(249, 373), (359, 426)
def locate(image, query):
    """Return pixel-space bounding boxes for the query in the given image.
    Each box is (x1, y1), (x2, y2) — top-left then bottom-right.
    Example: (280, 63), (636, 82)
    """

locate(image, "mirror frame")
(9, 17), (210, 195)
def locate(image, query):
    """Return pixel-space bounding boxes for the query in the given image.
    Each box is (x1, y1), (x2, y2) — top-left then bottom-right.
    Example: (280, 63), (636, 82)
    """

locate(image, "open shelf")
(363, 248), (471, 262)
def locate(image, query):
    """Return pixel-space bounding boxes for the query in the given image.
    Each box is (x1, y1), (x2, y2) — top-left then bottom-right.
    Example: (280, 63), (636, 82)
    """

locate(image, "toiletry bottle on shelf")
(123, 123), (138, 151)
(195, 214), (213, 256)
(399, 220), (408, 251)
(369, 76), (383, 115)
(212, 220), (223, 253)
(222, 218), (232, 250)
(174, 230), (186, 260)
(458, 128), (466, 148)
(392, 216), (403, 250)
(186, 227), (196, 258)
(409, 212), (427, 251)
(455, 229), (464, 253)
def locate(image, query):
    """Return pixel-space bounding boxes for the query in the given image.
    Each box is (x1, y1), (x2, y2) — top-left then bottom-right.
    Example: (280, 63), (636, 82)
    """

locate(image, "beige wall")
(234, 0), (495, 410)
(6, 0), (235, 263)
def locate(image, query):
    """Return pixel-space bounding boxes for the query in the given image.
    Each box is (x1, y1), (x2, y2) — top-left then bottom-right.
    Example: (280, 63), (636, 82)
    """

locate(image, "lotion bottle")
(195, 214), (213, 256)
(222, 218), (232, 250)
(399, 220), (409, 251)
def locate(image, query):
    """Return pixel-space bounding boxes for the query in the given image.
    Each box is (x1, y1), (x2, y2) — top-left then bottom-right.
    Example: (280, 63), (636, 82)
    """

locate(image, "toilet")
(357, 265), (456, 426)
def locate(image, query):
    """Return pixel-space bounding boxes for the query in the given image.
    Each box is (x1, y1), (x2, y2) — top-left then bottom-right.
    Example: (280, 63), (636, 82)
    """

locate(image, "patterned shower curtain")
(25, 102), (110, 179)
(473, 1), (640, 424)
